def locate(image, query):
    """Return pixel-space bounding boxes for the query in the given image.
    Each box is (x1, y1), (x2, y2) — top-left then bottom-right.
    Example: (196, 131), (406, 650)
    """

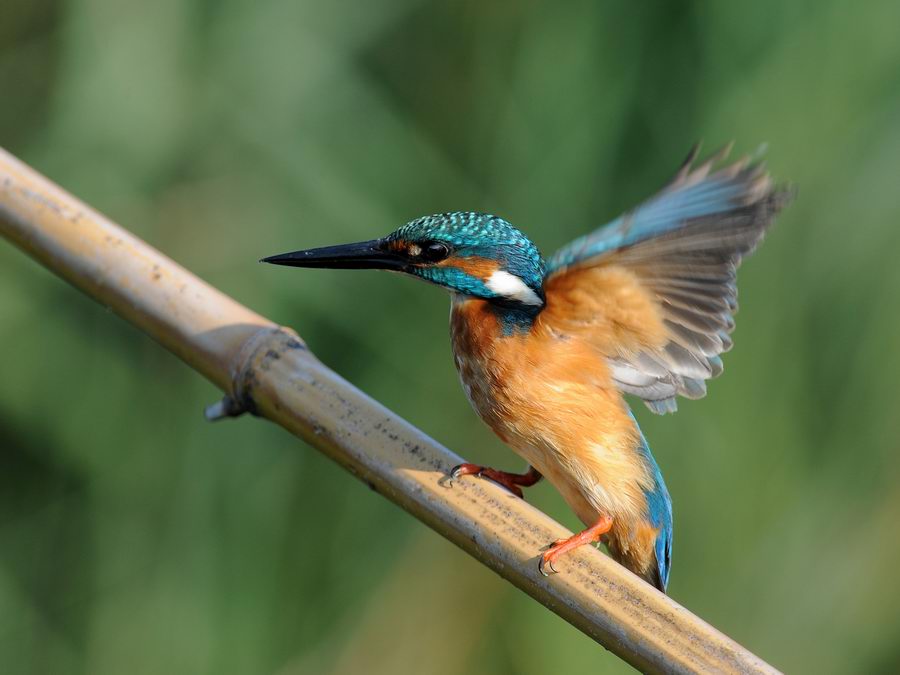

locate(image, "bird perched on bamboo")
(262, 145), (792, 592)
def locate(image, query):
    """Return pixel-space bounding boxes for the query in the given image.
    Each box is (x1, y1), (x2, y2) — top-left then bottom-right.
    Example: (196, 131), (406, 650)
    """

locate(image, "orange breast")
(449, 296), (656, 536)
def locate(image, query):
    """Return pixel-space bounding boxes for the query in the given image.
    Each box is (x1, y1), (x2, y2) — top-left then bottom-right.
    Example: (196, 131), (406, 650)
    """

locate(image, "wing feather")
(540, 146), (793, 413)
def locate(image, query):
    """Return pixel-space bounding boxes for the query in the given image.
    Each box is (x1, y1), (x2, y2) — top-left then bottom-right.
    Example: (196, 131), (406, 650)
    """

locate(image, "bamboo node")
(206, 325), (307, 421)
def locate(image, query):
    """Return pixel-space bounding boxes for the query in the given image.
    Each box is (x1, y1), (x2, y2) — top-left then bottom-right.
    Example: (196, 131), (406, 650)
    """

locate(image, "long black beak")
(260, 239), (407, 271)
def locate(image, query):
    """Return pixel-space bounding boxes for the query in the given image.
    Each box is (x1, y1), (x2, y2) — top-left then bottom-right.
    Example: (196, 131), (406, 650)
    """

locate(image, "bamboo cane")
(0, 146), (780, 675)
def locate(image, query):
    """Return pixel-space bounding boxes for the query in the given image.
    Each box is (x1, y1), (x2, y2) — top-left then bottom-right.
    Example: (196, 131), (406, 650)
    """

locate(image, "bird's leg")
(449, 463), (542, 499)
(539, 515), (613, 576)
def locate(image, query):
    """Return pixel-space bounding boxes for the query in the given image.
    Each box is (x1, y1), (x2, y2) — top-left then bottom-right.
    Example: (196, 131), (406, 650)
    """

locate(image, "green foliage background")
(2, 1), (900, 673)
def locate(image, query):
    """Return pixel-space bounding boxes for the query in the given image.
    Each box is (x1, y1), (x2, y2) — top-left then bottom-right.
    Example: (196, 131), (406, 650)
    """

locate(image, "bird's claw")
(451, 463), (485, 480)
(538, 555), (559, 577)
(441, 463), (477, 489)
(539, 538), (565, 576)
(537, 516), (613, 579)
(450, 463), (477, 480)
(445, 463), (529, 498)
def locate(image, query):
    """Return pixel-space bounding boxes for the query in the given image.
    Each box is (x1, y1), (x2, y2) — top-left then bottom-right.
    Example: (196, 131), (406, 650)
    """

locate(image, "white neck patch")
(485, 270), (543, 306)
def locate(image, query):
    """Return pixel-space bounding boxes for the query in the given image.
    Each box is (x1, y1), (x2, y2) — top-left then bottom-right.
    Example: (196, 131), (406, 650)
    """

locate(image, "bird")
(262, 145), (793, 593)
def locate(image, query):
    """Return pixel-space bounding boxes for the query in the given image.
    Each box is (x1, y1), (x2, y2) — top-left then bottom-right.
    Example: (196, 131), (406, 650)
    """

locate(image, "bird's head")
(263, 212), (546, 309)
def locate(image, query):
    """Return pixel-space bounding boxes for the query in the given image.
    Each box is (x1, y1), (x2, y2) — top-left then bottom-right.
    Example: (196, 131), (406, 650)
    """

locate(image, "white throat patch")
(485, 270), (543, 306)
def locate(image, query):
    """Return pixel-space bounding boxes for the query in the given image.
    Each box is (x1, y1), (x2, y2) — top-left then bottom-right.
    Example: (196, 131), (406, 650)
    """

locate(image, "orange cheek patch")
(385, 239), (410, 253)
(439, 255), (499, 279)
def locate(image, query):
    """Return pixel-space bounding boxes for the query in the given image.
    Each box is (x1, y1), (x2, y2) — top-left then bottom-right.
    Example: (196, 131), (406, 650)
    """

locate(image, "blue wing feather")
(547, 146), (764, 274)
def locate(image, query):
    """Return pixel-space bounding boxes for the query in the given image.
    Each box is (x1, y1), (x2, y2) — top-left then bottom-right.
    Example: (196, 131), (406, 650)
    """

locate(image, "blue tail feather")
(632, 414), (673, 592)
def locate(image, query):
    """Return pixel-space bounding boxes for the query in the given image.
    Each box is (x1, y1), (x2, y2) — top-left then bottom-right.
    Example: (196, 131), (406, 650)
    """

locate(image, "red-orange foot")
(539, 515), (613, 577)
(449, 463), (542, 498)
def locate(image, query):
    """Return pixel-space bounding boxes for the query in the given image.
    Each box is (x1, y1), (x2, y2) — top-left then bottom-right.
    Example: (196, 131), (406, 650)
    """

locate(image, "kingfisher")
(262, 146), (792, 592)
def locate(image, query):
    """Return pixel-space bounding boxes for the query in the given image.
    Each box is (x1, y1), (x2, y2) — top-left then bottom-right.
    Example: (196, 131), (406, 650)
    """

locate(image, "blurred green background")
(2, 1), (900, 673)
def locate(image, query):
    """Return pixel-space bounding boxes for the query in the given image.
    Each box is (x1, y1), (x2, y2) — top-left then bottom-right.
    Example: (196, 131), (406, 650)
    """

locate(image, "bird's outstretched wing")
(540, 145), (793, 414)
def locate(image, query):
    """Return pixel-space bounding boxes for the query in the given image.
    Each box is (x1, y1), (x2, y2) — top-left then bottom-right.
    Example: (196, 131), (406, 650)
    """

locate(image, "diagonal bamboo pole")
(0, 146), (780, 675)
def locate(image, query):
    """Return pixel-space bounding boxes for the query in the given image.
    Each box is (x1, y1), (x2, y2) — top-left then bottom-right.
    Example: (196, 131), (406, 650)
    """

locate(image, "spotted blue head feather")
(388, 212), (546, 305)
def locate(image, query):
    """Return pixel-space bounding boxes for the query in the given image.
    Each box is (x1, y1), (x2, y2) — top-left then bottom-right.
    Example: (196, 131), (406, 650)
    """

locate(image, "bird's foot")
(539, 515), (613, 577)
(447, 463), (542, 498)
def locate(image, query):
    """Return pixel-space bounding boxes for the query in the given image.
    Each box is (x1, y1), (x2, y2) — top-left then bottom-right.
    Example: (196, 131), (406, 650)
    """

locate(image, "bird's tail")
(636, 415), (673, 592)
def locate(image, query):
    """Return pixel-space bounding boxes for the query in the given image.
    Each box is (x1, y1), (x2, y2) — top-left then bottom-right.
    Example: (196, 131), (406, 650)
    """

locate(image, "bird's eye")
(410, 241), (450, 263)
